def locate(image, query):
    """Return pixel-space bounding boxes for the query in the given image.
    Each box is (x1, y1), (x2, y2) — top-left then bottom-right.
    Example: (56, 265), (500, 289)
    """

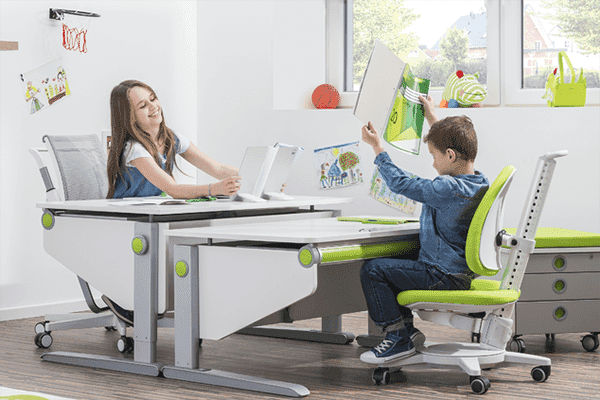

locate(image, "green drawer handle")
(553, 256), (566, 270)
(553, 306), (567, 321)
(553, 279), (566, 294)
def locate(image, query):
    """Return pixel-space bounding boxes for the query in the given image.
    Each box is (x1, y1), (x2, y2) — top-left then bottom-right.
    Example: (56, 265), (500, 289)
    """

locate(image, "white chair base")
(366, 342), (551, 394)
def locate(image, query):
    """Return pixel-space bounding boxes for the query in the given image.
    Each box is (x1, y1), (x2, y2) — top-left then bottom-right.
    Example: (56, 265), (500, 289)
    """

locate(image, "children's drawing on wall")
(314, 141), (363, 189)
(21, 58), (71, 115)
(369, 167), (418, 214)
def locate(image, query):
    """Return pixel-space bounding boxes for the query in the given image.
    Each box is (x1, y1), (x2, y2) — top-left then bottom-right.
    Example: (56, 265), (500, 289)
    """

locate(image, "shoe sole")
(360, 346), (416, 364)
(411, 331), (426, 348)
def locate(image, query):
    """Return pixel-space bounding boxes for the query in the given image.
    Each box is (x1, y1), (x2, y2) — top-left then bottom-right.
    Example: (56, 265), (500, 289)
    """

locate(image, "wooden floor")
(1, 312), (599, 400)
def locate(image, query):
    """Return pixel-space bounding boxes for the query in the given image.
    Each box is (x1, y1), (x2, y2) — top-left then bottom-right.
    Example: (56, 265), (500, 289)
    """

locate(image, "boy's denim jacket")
(375, 151), (489, 277)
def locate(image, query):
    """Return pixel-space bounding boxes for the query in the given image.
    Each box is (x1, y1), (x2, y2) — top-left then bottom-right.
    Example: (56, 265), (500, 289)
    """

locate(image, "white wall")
(1, 0), (599, 320)
(198, 0), (600, 232)
(0, 0), (197, 320)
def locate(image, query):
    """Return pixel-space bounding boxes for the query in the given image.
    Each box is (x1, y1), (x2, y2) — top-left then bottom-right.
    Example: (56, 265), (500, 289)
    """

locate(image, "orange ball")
(312, 84), (340, 109)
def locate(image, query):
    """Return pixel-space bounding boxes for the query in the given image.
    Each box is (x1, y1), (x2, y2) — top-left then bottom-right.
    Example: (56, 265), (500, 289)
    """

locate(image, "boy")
(359, 95), (489, 364)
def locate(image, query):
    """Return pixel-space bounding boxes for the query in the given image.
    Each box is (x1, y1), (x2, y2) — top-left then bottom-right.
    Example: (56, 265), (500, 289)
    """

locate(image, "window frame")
(327, 0), (598, 108)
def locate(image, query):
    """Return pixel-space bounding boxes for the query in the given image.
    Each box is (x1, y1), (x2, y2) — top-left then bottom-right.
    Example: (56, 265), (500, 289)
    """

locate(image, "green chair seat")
(505, 227), (600, 248)
(397, 279), (520, 306)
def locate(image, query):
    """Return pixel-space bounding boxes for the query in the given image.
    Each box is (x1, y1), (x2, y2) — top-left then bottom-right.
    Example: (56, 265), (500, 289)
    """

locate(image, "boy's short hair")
(424, 115), (477, 162)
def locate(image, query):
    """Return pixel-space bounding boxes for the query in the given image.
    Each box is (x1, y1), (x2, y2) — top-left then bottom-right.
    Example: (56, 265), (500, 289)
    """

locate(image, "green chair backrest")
(465, 166), (517, 277)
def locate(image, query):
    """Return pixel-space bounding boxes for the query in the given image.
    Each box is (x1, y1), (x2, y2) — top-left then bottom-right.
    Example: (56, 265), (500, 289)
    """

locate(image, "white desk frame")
(36, 196), (351, 394)
(163, 217), (420, 396)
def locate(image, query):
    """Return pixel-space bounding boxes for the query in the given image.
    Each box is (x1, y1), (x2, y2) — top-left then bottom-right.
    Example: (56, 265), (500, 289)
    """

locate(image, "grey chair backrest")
(43, 134), (108, 200)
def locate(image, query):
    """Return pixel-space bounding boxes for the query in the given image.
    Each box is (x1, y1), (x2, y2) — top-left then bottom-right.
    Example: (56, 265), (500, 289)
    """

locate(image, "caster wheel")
(531, 365), (551, 382)
(34, 332), (53, 349)
(470, 376), (490, 395)
(509, 338), (526, 353)
(581, 334), (599, 352)
(34, 322), (47, 334)
(372, 367), (390, 385)
(117, 336), (134, 353)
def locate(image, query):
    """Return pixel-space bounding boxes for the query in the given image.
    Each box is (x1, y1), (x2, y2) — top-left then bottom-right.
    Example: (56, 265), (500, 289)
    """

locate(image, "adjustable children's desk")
(36, 196), (351, 380)
(501, 228), (600, 352)
(162, 217), (420, 396)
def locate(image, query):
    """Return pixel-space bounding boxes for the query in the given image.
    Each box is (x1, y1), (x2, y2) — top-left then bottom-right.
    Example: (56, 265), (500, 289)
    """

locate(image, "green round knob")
(553, 257), (565, 270)
(554, 280), (565, 293)
(42, 213), (54, 229)
(176, 261), (188, 277)
(131, 237), (147, 254)
(554, 306), (566, 320)
(299, 249), (313, 266)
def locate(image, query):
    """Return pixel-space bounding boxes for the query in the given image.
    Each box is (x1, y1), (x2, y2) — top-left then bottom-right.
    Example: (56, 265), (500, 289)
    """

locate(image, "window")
(327, 0), (598, 106)
(522, 1), (600, 91)
(348, 0), (488, 92)
(327, 0), (499, 107)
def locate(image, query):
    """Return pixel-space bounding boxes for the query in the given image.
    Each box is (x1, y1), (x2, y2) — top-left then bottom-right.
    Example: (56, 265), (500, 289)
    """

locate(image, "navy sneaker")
(407, 325), (426, 348)
(360, 331), (416, 364)
(102, 295), (134, 326)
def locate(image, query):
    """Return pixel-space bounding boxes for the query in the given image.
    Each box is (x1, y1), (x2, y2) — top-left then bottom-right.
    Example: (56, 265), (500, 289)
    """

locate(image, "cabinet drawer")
(514, 300), (600, 335)
(501, 250), (600, 273)
(519, 272), (600, 301)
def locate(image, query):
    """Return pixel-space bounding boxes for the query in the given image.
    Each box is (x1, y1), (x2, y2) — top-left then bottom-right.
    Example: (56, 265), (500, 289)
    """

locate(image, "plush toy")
(439, 70), (487, 108)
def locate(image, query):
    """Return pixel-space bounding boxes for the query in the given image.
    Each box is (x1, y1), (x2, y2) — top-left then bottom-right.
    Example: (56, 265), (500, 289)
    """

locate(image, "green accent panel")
(299, 249), (313, 266)
(42, 213), (53, 228)
(397, 284), (520, 306)
(320, 241), (419, 264)
(504, 227), (600, 248)
(175, 261), (188, 277)
(337, 216), (415, 224)
(131, 238), (144, 254)
(470, 279), (501, 291)
(465, 165), (516, 276)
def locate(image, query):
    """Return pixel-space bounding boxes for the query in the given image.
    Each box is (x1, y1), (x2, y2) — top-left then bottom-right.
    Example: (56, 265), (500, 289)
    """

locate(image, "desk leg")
(237, 315), (355, 345)
(356, 317), (384, 348)
(162, 245), (310, 398)
(133, 222), (159, 364)
(41, 221), (162, 376)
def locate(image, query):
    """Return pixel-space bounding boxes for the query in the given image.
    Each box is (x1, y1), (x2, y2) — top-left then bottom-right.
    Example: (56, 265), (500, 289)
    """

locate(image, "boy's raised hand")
(361, 122), (385, 155)
(419, 94), (439, 126)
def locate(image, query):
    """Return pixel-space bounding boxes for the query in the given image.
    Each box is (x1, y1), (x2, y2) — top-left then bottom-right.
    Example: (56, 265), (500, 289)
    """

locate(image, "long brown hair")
(106, 80), (181, 198)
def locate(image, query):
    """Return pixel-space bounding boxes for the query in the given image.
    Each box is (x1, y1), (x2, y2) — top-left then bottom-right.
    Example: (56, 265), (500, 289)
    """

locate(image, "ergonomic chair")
(29, 134), (132, 352)
(364, 150), (568, 394)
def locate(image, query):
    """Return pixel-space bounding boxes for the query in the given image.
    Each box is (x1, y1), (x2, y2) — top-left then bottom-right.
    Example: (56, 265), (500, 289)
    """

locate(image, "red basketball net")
(62, 23), (87, 53)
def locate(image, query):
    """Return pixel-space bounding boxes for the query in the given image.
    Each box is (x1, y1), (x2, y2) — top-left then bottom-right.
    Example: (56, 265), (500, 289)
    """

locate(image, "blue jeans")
(360, 258), (472, 332)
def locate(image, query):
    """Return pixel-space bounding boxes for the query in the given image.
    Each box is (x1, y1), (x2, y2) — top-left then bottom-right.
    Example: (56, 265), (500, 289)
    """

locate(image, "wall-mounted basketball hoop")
(49, 8), (101, 20)
(49, 8), (100, 53)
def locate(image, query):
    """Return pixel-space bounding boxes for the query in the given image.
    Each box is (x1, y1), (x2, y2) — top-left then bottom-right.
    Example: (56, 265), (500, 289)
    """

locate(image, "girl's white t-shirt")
(123, 131), (191, 167)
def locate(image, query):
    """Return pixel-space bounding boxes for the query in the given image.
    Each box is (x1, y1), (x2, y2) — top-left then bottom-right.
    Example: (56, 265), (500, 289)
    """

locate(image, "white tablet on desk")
(234, 146), (270, 202)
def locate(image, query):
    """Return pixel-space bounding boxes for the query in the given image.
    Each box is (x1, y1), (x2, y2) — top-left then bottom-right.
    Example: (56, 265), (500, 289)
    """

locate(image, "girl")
(103, 80), (241, 325)
(107, 79), (241, 199)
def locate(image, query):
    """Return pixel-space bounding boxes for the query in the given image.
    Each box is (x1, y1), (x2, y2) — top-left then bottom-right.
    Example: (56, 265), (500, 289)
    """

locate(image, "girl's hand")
(212, 176), (241, 196)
